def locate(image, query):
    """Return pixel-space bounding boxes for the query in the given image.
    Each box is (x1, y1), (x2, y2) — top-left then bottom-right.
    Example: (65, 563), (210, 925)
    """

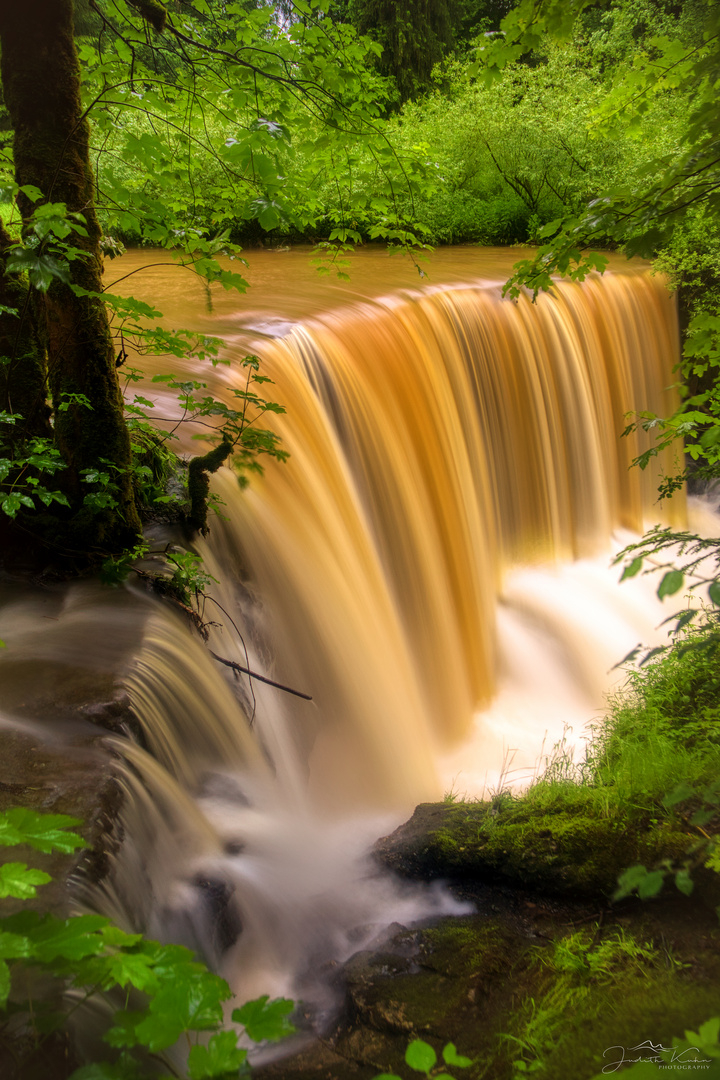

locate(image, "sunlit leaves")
(0, 808), (83, 853)
(0, 864), (52, 900)
(76, 0), (424, 255)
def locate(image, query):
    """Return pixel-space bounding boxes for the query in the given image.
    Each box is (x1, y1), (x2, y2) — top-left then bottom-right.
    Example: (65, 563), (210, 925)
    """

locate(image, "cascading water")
(200, 265), (683, 808)
(0, 249), (689, 1053)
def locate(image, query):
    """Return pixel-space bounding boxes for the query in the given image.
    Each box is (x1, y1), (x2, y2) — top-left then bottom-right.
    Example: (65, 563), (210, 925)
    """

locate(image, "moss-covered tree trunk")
(0, 0), (142, 554)
(0, 218), (50, 439)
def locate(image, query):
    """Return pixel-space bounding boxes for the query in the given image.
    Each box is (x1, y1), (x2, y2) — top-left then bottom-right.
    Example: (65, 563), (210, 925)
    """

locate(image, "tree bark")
(0, 218), (51, 440)
(0, 0), (142, 553)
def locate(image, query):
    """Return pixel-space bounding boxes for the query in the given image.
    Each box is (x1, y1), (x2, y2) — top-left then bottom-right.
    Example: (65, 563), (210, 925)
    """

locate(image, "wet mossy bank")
(255, 797), (720, 1080)
(373, 798), (710, 901)
(257, 903), (720, 1080)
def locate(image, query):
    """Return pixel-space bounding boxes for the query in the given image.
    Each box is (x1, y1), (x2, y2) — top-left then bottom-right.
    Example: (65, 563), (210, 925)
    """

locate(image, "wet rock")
(79, 692), (145, 743)
(192, 873), (243, 954)
(0, 727), (122, 917)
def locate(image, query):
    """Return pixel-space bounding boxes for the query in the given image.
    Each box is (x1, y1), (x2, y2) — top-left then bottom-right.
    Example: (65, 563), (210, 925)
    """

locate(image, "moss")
(338, 917), (535, 1076)
(127, 0), (167, 32)
(333, 916), (720, 1080)
(503, 926), (720, 1079)
(441, 802), (687, 895)
(375, 798), (691, 899)
(187, 441), (232, 535)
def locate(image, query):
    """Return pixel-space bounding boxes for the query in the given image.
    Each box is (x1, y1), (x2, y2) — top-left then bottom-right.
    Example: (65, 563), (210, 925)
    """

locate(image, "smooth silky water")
(0, 246), (691, 1057)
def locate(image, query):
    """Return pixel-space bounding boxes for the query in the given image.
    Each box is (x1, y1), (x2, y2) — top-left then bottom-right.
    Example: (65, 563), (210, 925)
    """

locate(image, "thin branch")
(208, 650), (312, 701)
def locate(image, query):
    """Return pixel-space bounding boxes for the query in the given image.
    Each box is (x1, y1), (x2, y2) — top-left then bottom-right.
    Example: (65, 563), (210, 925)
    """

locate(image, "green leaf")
(187, 1031), (248, 1079)
(0, 808), (84, 853)
(29, 914), (109, 962)
(696, 1017), (720, 1047)
(0, 492), (33, 518)
(232, 995), (295, 1042)
(104, 950), (160, 991)
(0, 862), (51, 899)
(100, 925), (143, 948)
(132, 970), (231, 1050)
(709, 581), (720, 607)
(675, 869), (694, 896)
(657, 570), (684, 600)
(0, 929), (34, 958)
(614, 864), (665, 901)
(663, 782), (695, 808)
(405, 1039), (437, 1074)
(637, 870), (665, 899)
(443, 1043), (473, 1067)
(621, 556), (644, 580)
(5, 249), (71, 290)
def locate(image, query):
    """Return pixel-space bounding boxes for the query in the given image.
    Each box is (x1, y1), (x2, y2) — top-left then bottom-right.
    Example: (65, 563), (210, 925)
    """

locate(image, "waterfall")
(205, 268), (682, 808)
(0, 255), (686, 1039)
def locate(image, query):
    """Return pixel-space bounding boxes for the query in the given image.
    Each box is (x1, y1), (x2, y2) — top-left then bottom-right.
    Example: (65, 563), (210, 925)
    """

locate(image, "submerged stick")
(209, 650), (312, 700)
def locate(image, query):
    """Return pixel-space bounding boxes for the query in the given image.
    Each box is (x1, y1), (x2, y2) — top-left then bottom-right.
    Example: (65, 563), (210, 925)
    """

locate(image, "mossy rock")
(256, 906), (720, 1080)
(374, 800), (691, 898)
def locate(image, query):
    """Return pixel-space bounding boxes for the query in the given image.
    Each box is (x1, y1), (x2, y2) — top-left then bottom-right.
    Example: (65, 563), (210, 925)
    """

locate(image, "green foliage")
(0, 0), (435, 562)
(0, 419), (70, 520)
(383, 0), (686, 248)
(613, 775), (720, 902)
(145, 355), (289, 486)
(163, 550), (219, 605)
(502, 928), (663, 1079)
(614, 528), (720, 639)
(231, 995), (295, 1042)
(0, 182), (90, 289)
(372, 1038), (473, 1080)
(479, 0), (718, 306)
(0, 808), (84, 853)
(71, 1), (431, 253)
(0, 807), (296, 1078)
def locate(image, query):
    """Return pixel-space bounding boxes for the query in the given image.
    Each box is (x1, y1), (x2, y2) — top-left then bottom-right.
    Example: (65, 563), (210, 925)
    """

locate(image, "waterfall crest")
(211, 270), (682, 808)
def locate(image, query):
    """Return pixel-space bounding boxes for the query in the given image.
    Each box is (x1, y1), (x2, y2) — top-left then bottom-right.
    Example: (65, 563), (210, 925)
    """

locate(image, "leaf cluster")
(614, 527), (720, 652)
(0, 807), (296, 1079)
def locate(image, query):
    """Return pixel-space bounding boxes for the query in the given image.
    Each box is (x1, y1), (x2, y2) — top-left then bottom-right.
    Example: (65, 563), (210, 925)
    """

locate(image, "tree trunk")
(0, 218), (51, 440)
(0, 0), (142, 554)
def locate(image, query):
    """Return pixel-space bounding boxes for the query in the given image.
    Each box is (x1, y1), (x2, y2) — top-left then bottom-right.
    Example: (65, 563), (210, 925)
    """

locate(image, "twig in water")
(208, 650), (312, 701)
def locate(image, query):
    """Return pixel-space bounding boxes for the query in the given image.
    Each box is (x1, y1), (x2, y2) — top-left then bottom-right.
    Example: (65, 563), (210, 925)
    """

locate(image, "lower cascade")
(0, 258), (687, 1050)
